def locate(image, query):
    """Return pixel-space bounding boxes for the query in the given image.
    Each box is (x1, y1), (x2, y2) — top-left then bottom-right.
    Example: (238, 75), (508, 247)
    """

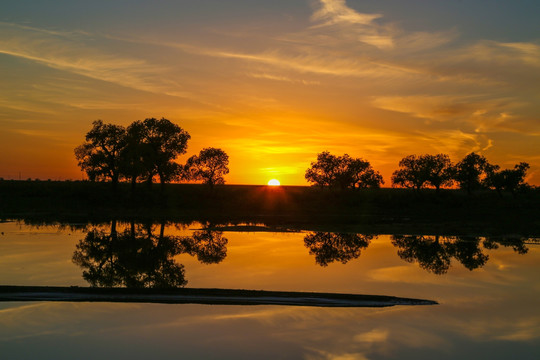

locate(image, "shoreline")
(0, 285), (438, 307)
(1, 181), (539, 236)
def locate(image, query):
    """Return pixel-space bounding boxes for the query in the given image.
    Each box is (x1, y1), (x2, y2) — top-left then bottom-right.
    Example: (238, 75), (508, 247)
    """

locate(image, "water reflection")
(31, 218), (537, 287)
(304, 232), (374, 266)
(302, 231), (532, 273)
(483, 236), (529, 254)
(72, 221), (228, 288)
(72, 221), (188, 288)
(391, 235), (530, 274)
(180, 229), (228, 264)
(2, 220), (540, 360)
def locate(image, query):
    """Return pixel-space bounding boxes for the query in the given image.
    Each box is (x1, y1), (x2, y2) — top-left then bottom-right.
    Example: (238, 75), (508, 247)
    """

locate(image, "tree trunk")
(159, 178), (165, 194)
(111, 174), (119, 191)
(131, 176), (137, 193)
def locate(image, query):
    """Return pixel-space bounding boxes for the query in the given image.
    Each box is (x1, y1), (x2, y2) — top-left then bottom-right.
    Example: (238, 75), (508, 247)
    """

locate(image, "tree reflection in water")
(483, 236), (529, 255)
(304, 232), (374, 266)
(72, 221), (228, 288)
(180, 230), (228, 264)
(391, 235), (530, 274)
(73, 222), (532, 286)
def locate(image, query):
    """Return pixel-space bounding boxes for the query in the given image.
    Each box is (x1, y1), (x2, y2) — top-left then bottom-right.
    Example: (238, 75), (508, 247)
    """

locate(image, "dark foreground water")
(0, 221), (539, 359)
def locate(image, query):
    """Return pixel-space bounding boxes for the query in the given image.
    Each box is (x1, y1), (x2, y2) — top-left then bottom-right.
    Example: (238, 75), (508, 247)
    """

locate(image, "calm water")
(0, 220), (539, 359)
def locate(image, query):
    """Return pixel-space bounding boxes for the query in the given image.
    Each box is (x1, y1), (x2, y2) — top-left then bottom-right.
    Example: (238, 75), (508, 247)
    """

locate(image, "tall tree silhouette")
(454, 152), (492, 194)
(485, 162), (530, 196)
(305, 151), (383, 189)
(185, 147), (230, 188)
(305, 152), (346, 188)
(348, 157), (384, 189)
(391, 154), (454, 191)
(74, 120), (126, 189)
(423, 154), (454, 191)
(120, 123), (150, 191)
(304, 232), (373, 266)
(126, 118), (190, 189)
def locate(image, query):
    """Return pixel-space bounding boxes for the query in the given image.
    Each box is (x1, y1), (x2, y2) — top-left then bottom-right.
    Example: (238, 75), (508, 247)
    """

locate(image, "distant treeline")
(72, 118), (532, 197)
(305, 151), (531, 196)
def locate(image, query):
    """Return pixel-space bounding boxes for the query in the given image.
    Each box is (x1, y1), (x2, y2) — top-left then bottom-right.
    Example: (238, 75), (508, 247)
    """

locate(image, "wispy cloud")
(0, 22), (186, 97)
(311, 0), (394, 49)
(1, 2), (539, 184)
(312, 0), (382, 26)
(247, 72), (320, 85)
(466, 41), (540, 67)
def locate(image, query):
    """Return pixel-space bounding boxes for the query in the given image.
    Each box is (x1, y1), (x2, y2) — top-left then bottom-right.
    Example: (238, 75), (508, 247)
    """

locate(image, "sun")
(267, 179), (281, 186)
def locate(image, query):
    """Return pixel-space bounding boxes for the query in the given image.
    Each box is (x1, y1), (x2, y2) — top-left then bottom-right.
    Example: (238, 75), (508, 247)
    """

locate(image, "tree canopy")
(127, 118), (191, 187)
(76, 118), (193, 189)
(454, 152), (492, 194)
(391, 154), (454, 191)
(305, 151), (383, 189)
(390, 152), (531, 195)
(485, 162), (530, 196)
(74, 120), (126, 188)
(185, 147), (230, 187)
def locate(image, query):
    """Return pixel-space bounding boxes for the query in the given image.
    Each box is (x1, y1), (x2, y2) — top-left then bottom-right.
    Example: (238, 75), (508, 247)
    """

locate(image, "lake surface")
(0, 220), (539, 359)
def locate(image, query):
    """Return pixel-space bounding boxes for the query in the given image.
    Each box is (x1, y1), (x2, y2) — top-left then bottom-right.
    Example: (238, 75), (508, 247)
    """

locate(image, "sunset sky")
(1, 0), (539, 185)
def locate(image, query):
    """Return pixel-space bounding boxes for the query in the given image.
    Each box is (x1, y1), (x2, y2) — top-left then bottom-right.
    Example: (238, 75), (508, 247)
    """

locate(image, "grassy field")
(1, 180), (539, 235)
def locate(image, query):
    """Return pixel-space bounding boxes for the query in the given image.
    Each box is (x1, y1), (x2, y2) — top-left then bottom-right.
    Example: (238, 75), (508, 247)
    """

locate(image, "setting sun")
(268, 179), (281, 186)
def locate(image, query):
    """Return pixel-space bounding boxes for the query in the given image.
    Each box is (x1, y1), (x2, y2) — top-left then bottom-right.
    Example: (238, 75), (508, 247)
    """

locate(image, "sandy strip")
(0, 286), (438, 307)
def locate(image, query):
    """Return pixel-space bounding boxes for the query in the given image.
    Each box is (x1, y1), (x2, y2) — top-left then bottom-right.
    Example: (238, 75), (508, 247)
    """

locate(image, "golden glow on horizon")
(0, 2), (539, 186)
(268, 179), (281, 186)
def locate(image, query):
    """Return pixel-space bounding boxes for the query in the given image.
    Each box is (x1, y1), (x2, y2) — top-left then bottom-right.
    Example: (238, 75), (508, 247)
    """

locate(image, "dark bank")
(1, 180), (539, 235)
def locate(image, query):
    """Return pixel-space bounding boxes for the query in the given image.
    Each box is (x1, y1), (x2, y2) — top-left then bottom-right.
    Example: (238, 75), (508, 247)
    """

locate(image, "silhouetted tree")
(304, 232), (373, 266)
(305, 151), (345, 188)
(305, 151), (383, 189)
(454, 152), (492, 194)
(391, 155), (427, 190)
(127, 118), (190, 189)
(391, 154), (453, 191)
(72, 221), (187, 288)
(74, 120), (126, 189)
(185, 147), (229, 188)
(484, 164), (504, 195)
(423, 154), (455, 191)
(120, 123), (150, 191)
(348, 157), (385, 189)
(485, 162), (530, 196)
